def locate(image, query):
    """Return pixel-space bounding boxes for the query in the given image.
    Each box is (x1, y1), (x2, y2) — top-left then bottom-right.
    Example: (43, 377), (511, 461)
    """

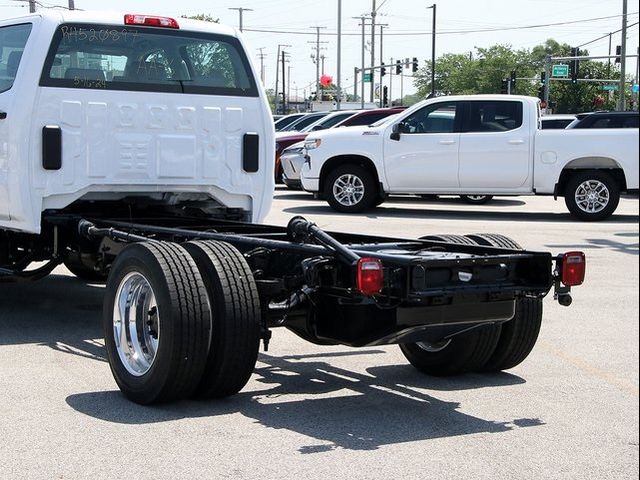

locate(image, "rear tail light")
(562, 251), (586, 286)
(357, 257), (384, 296)
(124, 14), (180, 29)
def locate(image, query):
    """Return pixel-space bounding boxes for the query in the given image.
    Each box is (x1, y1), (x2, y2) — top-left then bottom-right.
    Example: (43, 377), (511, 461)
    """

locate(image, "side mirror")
(390, 123), (402, 141)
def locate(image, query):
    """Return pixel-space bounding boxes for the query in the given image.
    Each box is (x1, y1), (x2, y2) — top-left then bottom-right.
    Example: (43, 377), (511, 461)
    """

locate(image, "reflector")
(562, 251), (586, 286)
(357, 257), (384, 296)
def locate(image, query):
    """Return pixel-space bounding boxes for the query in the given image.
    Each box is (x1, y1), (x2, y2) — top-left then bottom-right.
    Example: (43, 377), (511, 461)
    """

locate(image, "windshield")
(282, 113), (326, 131)
(301, 111), (356, 132)
(370, 113), (399, 127)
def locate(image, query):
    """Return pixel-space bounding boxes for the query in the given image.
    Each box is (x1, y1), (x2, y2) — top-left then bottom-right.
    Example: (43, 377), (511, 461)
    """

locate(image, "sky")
(2, 0), (639, 101)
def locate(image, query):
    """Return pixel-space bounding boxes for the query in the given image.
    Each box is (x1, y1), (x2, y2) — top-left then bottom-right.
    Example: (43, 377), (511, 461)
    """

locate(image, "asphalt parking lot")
(1, 190), (638, 480)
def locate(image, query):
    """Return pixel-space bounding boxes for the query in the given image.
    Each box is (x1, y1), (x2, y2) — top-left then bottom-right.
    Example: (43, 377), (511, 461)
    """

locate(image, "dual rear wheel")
(103, 240), (260, 405)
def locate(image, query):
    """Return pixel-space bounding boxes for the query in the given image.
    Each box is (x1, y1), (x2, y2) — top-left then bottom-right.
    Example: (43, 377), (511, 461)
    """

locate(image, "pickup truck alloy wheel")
(104, 242), (211, 405)
(461, 195), (494, 205)
(113, 272), (159, 376)
(564, 171), (620, 221)
(333, 174), (365, 207)
(325, 164), (377, 213)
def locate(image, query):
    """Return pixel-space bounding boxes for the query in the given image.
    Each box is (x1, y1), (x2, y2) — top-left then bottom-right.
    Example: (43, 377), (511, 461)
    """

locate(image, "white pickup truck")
(0, 12), (585, 406)
(301, 95), (639, 221)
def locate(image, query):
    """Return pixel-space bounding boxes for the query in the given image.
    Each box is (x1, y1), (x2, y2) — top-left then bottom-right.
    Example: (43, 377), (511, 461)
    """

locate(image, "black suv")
(566, 111), (639, 129)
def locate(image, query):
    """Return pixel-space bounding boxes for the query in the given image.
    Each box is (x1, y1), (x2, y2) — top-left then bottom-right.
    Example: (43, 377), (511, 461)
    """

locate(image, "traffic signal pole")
(618, 0), (628, 110)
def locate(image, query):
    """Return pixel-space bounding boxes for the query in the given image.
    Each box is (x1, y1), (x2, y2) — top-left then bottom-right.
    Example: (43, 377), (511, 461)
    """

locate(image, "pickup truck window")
(463, 101), (523, 133)
(40, 24), (258, 97)
(400, 102), (458, 134)
(0, 23), (32, 93)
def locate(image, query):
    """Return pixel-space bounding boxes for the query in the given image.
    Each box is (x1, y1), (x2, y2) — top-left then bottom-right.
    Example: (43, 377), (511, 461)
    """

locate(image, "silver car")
(281, 141), (306, 189)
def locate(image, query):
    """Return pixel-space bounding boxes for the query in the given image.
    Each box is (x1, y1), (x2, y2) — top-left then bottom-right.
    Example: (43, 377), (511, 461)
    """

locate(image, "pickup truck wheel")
(400, 324), (502, 376)
(461, 195), (494, 205)
(481, 298), (543, 372)
(325, 164), (377, 213)
(183, 241), (261, 399)
(103, 242), (211, 405)
(564, 171), (620, 221)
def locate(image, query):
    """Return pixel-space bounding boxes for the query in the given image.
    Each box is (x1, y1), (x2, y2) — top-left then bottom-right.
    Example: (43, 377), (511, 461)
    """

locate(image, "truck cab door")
(383, 101), (462, 192)
(0, 23), (33, 221)
(458, 100), (531, 191)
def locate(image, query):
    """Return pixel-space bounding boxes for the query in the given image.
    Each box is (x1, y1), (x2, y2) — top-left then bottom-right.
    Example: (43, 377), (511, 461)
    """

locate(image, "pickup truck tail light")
(357, 257), (384, 296)
(561, 251), (586, 286)
(124, 14), (180, 29)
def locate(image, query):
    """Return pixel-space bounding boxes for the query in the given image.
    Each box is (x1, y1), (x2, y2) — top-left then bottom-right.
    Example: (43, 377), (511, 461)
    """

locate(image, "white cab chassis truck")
(300, 95), (639, 221)
(0, 12), (585, 405)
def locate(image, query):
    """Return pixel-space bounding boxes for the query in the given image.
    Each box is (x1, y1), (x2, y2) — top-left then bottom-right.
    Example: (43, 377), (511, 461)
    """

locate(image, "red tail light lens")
(357, 257), (384, 296)
(562, 251), (586, 286)
(124, 14), (180, 29)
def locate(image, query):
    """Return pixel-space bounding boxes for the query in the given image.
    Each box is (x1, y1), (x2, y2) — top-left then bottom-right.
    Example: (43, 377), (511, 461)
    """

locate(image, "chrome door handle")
(439, 140), (456, 145)
(508, 139), (525, 145)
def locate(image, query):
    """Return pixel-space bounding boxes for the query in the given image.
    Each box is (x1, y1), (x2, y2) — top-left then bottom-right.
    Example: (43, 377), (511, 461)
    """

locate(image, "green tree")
(181, 14), (219, 23)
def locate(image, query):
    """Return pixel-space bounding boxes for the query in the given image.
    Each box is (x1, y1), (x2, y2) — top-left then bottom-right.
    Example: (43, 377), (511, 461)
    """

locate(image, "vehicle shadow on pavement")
(546, 236), (639, 256)
(282, 204), (640, 224)
(0, 274), (106, 361)
(66, 352), (543, 452)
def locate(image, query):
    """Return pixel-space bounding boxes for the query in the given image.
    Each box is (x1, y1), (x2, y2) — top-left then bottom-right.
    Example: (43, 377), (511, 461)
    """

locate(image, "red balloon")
(320, 75), (333, 87)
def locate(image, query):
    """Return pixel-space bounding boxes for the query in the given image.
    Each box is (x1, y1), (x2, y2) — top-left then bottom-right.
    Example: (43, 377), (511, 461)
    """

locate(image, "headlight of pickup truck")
(304, 139), (322, 150)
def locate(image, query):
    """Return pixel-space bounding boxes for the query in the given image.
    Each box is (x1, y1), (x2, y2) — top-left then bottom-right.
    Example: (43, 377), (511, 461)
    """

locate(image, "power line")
(242, 12), (639, 37)
(578, 21), (639, 47)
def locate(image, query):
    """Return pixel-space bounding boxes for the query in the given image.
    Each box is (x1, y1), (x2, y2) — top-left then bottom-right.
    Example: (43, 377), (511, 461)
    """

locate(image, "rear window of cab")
(39, 23), (258, 97)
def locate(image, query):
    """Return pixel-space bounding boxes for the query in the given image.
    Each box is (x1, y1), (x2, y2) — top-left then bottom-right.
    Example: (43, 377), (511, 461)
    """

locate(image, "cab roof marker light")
(124, 15), (180, 29)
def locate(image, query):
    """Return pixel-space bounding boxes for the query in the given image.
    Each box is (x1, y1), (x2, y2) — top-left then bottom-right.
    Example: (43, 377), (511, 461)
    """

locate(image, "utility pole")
(337, 0), (343, 110)
(287, 63), (292, 111)
(274, 44), (291, 114)
(370, 0), (377, 103)
(427, 4), (437, 97)
(257, 48), (267, 85)
(618, 0), (628, 111)
(228, 7), (253, 32)
(320, 55), (326, 75)
(608, 32), (613, 78)
(309, 27), (327, 105)
(389, 57), (393, 107)
(28, 0), (36, 13)
(354, 66), (359, 99)
(544, 55), (551, 108)
(355, 16), (367, 109)
(378, 24), (388, 108)
(282, 50), (287, 114)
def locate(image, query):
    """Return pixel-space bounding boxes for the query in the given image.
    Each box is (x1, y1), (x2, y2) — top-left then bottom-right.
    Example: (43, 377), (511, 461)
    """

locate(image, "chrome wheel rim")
(333, 174), (365, 207)
(416, 339), (452, 353)
(113, 272), (160, 377)
(466, 195), (488, 201)
(575, 180), (609, 214)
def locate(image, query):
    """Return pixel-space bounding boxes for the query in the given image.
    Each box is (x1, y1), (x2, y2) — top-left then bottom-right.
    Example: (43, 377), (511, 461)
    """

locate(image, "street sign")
(632, 84), (640, 93)
(552, 65), (569, 78)
(363, 72), (373, 83)
(602, 84), (619, 91)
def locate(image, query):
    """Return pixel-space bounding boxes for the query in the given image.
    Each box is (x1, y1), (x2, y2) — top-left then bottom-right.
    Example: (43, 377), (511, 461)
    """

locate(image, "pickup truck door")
(383, 101), (462, 191)
(458, 100), (531, 190)
(0, 23), (33, 221)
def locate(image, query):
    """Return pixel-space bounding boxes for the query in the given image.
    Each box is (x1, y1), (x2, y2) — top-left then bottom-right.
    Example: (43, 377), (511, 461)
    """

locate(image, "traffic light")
(396, 60), (402, 75)
(615, 45), (621, 63)
(537, 85), (545, 100)
(381, 63), (386, 77)
(510, 70), (517, 89)
(540, 71), (546, 85)
(383, 86), (388, 107)
(412, 57), (419, 73)
(570, 47), (579, 84)
(500, 79), (508, 94)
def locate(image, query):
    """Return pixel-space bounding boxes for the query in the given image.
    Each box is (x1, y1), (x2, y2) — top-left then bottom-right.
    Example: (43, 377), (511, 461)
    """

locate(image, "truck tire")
(183, 241), (261, 399)
(420, 234), (478, 246)
(324, 164), (378, 213)
(400, 324), (502, 376)
(103, 242), (211, 405)
(461, 233), (542, 371)
(481, 298), (543, 372)
(564, 170), (620, 221)
(464, 233), (522, 250)
(461, 195), (494, 205)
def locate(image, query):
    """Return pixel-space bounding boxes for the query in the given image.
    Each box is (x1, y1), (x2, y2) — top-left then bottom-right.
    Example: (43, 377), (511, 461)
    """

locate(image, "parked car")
(279, 111), (328, 132)
(275, 110), (357, 182)
(541, 114), (576, 130)
(566, 111), (639, 129)
(282, 108), (405, 189)
(274, 112), (306, 131)
(301, 95), (639, 221)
